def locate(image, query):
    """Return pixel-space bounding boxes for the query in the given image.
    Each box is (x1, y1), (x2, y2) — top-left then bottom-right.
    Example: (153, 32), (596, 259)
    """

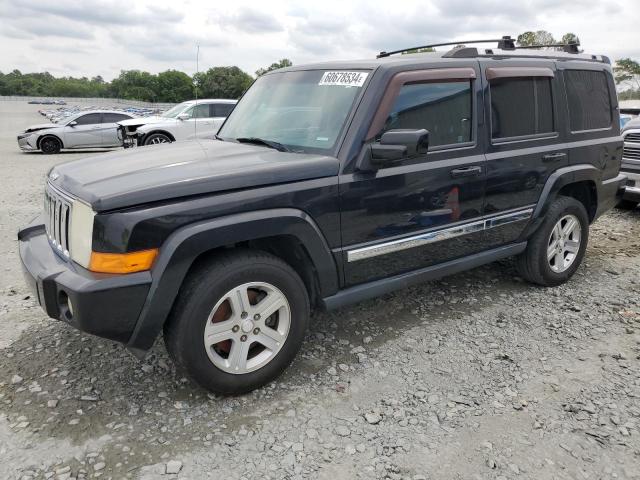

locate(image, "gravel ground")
(0, 101), (639, 480)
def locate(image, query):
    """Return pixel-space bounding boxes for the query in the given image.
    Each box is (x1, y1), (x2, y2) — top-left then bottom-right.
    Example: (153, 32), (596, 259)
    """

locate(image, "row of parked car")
(18, 99), (237, 154)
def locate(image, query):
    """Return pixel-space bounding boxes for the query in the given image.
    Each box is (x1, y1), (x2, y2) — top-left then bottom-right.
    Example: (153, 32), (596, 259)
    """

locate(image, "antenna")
(194, 44), (199, 138)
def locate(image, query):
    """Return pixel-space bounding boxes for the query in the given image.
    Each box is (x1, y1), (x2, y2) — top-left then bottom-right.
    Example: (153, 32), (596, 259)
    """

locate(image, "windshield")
(162, 102), (193, 118)
(219, 69), (369, 153)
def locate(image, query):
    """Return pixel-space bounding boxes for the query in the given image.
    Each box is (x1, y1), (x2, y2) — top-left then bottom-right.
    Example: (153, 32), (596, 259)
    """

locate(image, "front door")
(63, 113), (103, 148)
(186, 103), (215, 139)
(339, 67), (488, 286)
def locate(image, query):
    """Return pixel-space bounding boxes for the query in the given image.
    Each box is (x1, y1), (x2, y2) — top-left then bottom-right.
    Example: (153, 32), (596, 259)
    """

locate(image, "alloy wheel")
(547, 214), (581, 273)
(203, 282), (291, 374)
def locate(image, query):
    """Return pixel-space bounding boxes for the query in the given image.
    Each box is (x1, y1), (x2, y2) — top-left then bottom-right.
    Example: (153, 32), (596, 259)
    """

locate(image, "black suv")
(19, 37), (625, 394)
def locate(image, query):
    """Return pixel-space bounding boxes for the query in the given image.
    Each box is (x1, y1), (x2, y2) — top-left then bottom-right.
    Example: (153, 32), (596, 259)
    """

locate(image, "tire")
(516, 196), (589, 287)
(164, 250), (310, 394)
(144, 133), (172, 146)
(39, 136), (61, 154)
(616, 199), (638, 210)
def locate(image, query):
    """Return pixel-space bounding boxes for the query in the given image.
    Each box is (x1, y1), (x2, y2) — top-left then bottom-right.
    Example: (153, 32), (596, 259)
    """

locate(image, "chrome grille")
(623, 145), (640, 161)
(44, 183), (73, 258)
(625, 132), (640, 143)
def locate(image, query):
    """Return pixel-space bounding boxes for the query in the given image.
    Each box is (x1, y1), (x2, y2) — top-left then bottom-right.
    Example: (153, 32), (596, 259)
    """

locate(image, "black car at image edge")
(19, 36), (626, 394)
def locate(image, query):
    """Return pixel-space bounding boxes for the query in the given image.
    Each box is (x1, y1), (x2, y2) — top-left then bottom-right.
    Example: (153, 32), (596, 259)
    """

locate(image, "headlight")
(69, 200), (95, 268)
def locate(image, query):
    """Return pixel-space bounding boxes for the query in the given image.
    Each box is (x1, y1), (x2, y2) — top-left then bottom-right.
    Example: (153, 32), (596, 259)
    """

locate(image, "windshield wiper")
(235, 137), (289, 152)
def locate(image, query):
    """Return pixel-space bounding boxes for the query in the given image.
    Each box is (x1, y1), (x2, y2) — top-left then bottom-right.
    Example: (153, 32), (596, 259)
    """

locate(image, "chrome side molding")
(346, 207), (533, 262)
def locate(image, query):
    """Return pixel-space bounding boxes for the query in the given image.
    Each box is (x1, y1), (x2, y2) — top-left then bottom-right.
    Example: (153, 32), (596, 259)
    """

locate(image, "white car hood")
(117, 116), (168, 127)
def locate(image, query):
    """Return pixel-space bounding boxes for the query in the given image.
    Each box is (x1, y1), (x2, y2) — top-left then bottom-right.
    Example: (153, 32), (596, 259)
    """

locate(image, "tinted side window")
(74, 113), (102, 125)
(490, 77), (554, 139)
(213, 104), (235, 117)
(564, 70), (612, 131)
(190, 104), (211, 118)
(102, 113), (131, 123)
(382, 81), (472, 147)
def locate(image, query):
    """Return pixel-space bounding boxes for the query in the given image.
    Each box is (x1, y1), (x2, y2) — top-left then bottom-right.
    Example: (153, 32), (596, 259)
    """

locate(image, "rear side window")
(102, 113), (131, 123)
(564, 70), (612, 131)
(490, 77), (554, 139)
(382, 81), (472, 147)
(74, 113), (102, 125)
(189, 104), (211, 118)
(213, 104), (235, 117)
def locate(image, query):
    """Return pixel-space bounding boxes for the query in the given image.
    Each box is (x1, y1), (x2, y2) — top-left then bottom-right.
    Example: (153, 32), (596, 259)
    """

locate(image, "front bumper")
(18, 217), (151, 344)
(621, 168), (640, 203)
(17, 134), (37, 151)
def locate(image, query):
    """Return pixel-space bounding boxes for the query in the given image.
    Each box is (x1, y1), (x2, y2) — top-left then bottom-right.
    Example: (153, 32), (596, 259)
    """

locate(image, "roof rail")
(377, 36), (516, 58)
(377, 36), (582, 58)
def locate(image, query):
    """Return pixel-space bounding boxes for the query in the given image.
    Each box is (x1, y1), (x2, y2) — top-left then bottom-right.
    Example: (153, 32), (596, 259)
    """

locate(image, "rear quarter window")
(564, 70), (612, 131)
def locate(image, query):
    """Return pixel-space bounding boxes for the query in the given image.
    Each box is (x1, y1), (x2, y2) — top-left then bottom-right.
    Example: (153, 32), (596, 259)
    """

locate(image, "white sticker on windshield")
(318, 71), (369, 87)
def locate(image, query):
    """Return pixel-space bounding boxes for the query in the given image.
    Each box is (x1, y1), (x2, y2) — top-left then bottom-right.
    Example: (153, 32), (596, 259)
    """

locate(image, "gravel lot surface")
(0, 101), (639, 480)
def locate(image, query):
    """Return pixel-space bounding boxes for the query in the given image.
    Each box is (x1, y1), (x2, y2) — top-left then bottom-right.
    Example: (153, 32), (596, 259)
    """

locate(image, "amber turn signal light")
(89, 249), (158, 274)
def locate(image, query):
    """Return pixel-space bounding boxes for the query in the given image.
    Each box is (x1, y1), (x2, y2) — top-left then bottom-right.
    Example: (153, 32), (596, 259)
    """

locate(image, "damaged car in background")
(117, 99), (236, 147)
(17, 110), (135, 154)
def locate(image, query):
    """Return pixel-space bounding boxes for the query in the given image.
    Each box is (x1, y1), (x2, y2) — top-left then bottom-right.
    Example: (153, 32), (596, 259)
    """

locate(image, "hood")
(48, 140), (339, 211)
(623, 118), (640, 132)
(25, 123), (59, 133)
(117, 115), (167, 127)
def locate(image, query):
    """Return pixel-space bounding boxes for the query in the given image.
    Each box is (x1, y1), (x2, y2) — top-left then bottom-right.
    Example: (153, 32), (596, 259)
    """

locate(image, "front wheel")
(164, 250), (310, 394)
(144, 133), (172, 146)
(39, 136), (61, 154)
(516, 196), (589, 287)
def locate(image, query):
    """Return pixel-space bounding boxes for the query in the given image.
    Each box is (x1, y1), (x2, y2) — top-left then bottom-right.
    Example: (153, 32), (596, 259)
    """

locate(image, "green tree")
(255, 59), (293, 77)
(155, 70), (194, 102)
(108, 70), (158, 102)
(194, 66), (253, 99)
(401, 47), (435, 55)
(614, 58), (640, 91)
(517, 30), (556, 47)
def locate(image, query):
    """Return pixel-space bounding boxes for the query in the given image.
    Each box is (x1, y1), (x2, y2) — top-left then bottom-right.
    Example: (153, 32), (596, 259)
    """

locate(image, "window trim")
(73, 113), (103, 126)
(488, 75), (557, 143)
(563, 69), (614, 134)
(485, 67), (554, 80)
(367, 68), (476, 141)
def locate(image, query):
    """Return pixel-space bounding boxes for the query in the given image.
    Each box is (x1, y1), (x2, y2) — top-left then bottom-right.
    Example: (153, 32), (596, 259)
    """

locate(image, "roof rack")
(377, 36), (582, 58)
(377, 36), (515, 58)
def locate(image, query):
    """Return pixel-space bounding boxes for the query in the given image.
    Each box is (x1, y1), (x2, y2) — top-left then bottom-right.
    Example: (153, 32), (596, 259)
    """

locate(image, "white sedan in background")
(117, 99), (237, 147)
(17, 110), (135, 154)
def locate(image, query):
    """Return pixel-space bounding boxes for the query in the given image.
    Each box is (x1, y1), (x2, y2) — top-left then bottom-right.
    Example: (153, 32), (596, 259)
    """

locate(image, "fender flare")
(521, 164), (600, 239)
(126, 208), (338, 353)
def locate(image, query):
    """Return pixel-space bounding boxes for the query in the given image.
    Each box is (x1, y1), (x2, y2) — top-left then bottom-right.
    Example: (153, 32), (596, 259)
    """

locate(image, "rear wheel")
(164, 250), (309, 394)
(516, 196), (589, 287)
(39, 136), (61, 154)
(144, 133), (172, 146)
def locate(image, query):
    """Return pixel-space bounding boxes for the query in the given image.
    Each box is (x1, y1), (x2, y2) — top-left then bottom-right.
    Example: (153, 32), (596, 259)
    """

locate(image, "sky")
(0, 0), (638, 80)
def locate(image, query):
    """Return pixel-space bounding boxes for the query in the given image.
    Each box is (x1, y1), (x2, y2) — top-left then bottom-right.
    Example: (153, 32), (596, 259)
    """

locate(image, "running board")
(322, 242), (527, 311)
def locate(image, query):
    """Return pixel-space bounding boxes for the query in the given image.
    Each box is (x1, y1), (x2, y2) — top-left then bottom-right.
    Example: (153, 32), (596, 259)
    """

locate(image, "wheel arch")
(144, 130), (176, 143)
(126, 208), (339, 355)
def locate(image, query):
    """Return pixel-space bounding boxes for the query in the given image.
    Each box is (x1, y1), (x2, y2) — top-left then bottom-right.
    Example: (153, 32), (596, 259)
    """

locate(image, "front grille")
(623, 145), (640, 162)
(44, 183), (73, 258)
(625, 132), (640, 143)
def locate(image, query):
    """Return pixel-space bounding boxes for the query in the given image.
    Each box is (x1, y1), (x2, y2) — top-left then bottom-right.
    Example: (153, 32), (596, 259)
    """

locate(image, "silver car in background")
(17, 110), (135, 154)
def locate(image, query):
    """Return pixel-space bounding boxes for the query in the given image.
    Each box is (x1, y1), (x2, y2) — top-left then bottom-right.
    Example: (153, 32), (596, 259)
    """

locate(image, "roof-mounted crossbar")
(516, 41), (581, 54)
(377, 36), (517, 58)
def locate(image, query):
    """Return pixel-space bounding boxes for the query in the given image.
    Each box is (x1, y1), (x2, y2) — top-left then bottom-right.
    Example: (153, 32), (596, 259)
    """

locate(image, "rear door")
(63, 113), (103, 147)
(101, 112), (133, 146)
(481, 61), (569, 246)
(212, 103), (235, 133)
(339, 67), (488, 286)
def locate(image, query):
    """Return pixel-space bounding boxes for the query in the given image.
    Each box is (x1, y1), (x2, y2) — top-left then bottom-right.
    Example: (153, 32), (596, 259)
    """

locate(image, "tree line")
(0, 59), (293, 103)
(2, 35), (640, 102)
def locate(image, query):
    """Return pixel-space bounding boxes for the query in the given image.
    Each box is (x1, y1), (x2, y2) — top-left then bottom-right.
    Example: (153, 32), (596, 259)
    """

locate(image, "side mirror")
(362, 129), (430, 170)
(177, 113), (190, 121)
(68, 121), (77, 127)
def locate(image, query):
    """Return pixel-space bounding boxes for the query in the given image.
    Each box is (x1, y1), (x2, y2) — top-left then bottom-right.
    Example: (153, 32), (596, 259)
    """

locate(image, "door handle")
(542, 152), (567, 162)
(450, 166), (482, 178)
